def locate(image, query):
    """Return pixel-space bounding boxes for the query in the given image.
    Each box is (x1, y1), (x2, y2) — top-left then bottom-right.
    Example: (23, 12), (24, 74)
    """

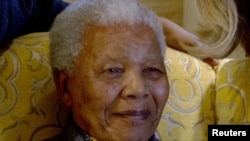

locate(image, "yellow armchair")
(0, 33), (66, 141)
(0, 33), (249, 141)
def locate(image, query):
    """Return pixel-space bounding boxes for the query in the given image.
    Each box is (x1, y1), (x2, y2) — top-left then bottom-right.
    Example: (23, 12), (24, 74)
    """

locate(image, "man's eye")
(144, 67), (163, 79)
(107, 68), (121, 73)
(102, 68), (123, 79)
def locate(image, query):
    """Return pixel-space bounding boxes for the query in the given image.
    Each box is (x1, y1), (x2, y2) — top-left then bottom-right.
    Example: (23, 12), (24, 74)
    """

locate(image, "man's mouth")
(114, 110), (151, 120)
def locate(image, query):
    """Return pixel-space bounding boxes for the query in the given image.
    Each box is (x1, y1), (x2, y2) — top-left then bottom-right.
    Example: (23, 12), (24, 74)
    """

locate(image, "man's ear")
(53, 69), (72, 107)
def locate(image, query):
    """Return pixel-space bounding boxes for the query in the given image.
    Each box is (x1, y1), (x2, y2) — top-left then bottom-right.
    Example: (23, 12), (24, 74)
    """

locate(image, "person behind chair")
(46, 0), (169, 140)
(177, 0), (250, 62)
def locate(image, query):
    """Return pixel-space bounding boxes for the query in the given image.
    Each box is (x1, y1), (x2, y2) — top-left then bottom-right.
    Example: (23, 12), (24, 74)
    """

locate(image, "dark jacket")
(44, 116), (160, 141)
(0, 0), (68, 46)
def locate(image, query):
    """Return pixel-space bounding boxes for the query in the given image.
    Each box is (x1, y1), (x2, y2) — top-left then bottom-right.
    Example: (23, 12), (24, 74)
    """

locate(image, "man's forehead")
(84, 23), (154, 34)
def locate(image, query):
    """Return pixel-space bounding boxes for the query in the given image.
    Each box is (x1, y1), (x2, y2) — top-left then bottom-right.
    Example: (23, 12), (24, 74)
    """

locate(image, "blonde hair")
(49, 0), (166, 74)
(181, 0), (239, 59)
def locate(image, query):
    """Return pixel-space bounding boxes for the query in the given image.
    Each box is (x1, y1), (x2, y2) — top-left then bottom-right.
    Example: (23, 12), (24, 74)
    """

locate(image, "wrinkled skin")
(55, 24), (169, 141)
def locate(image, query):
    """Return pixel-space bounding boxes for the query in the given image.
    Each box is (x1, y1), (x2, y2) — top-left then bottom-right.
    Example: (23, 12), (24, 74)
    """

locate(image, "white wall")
(183, 0), (199, 32)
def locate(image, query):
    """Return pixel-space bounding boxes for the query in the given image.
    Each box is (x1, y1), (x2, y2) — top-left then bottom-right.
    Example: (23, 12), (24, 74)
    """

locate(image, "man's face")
(63, 24), (169, 141)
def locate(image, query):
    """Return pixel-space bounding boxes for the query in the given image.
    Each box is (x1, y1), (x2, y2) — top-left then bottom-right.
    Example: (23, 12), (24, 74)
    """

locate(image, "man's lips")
(114, 110), (151, 120)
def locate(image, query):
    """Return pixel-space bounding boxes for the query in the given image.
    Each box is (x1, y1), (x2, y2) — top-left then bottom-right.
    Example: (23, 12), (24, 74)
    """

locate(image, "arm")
(158, 16), (219, 66)
(158, 16), (201, 51)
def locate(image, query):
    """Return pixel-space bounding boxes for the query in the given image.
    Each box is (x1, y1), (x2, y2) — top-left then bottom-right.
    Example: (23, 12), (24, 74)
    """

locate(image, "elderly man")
(47, 0), (169, 141)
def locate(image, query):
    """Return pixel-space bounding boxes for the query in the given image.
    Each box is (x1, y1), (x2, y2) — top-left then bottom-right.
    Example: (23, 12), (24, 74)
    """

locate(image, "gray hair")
(49, 0), (166, 74)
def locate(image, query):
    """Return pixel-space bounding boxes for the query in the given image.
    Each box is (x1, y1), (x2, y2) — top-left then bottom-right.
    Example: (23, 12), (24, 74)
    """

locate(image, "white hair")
(181, 0), (238, 59)
(49, 0), (166, 74)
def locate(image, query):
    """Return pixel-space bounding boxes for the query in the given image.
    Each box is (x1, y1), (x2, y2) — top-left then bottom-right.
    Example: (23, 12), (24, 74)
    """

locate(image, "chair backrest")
(0, 33), (67, 141)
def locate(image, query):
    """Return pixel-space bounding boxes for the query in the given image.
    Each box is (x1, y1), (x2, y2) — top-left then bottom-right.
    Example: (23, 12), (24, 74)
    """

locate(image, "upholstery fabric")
(0, 33), (249, 141)
(0, 33), (66, 141)
(156, 48), (216, 141)
(215, 59), (250, 124)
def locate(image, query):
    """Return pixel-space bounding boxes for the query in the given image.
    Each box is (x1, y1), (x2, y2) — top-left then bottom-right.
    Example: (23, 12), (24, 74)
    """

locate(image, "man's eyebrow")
(97, 54), (120, 65)
(100, 51), (124, 60)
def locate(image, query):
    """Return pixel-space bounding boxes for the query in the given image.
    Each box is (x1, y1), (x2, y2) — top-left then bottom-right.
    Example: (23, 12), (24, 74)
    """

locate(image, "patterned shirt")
(44, 116), (159, 141)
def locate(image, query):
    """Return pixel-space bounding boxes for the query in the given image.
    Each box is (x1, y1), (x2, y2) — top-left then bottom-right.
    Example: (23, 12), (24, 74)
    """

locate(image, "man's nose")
(121, 71), (149, 99)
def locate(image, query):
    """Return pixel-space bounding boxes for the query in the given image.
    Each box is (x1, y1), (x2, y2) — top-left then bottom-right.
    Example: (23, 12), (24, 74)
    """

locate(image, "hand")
(203, 57), (220, 66)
